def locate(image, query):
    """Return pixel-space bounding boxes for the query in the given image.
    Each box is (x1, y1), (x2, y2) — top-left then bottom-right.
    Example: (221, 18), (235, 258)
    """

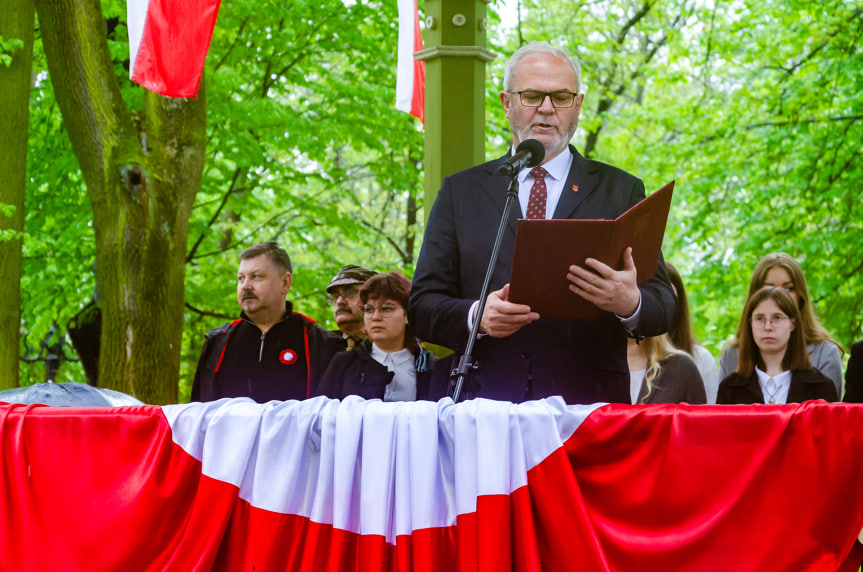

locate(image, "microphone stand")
(451, 174), (520, 403)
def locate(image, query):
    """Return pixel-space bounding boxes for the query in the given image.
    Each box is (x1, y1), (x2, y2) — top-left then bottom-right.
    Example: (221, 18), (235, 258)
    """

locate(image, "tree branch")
(747, 115), (863, 129)
(186, 167), (244, 263)
(213, 17), (248, 72)
(184, 302), (233, 321)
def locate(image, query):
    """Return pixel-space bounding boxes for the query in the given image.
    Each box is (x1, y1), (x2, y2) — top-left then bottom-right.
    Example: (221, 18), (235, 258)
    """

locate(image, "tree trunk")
(35, 0), (207, 403)
(0, 0), (35, 390)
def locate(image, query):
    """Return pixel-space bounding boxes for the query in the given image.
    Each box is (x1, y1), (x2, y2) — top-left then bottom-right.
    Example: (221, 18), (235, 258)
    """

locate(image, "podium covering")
(1, 397), (862, 570)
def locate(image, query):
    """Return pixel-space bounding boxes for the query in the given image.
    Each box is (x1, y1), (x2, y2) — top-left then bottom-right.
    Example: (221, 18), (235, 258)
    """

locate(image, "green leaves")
(0, 36), (24, 67)
(17, 0), (861, 393)
(496, 0), (863, 353)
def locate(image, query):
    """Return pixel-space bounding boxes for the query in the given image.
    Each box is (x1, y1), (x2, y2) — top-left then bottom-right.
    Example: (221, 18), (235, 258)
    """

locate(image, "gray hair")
(503, 42), (582, 94)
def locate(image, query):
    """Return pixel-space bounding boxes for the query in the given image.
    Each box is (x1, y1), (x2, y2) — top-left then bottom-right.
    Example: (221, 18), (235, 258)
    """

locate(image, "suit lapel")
(480, 155), (522, 236)
(786, 371), (814, 402)
(741, 375), (765, 404)
(552, 146), (600, 220)
(480, 146), (598, 235)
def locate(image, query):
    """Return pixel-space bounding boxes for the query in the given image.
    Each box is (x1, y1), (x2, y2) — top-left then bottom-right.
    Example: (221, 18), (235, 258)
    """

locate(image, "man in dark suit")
(408, 42), (676, 404)
(843, 340), (863, 403)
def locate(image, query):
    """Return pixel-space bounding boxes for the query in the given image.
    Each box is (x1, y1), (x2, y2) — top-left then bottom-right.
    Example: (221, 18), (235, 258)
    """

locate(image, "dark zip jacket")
(191, 302), (342, 403)
(316, 339), (443, 401)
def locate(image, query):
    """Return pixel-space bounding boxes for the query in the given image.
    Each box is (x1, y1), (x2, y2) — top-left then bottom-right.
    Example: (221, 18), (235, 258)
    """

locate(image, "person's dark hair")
(360, 272), (417, 353)
(241, 242), (292, 274)
(736, 286), (811, 376)
(666, 262), (694, 355)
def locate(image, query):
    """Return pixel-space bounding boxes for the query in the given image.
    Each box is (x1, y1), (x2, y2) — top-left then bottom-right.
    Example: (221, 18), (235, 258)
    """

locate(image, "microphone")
(498, 139), (545, 176)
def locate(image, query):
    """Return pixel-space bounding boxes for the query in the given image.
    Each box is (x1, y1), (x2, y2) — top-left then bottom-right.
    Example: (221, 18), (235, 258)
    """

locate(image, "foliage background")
(14, 0), (863, 399)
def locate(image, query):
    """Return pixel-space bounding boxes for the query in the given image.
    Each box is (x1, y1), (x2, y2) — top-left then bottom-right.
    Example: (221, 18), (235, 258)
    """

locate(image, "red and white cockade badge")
(279, 349), (298, 365)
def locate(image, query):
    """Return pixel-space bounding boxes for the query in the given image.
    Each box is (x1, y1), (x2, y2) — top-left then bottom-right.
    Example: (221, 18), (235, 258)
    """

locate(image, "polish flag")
(396, 0), (425, 124)
(1, 397), (863, 570)
(127, 0), (222, 98)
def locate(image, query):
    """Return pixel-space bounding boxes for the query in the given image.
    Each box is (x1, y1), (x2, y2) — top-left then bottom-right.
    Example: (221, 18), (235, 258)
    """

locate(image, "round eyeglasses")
(750, 314), (790, 329)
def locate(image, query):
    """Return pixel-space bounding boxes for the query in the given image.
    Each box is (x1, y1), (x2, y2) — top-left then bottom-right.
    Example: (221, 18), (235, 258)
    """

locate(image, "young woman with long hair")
(718, 253), (843, 397)
(717, 286), (837, 404)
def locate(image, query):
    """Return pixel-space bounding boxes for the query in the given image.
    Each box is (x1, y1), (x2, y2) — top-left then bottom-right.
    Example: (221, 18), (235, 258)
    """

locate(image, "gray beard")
(511, 122), (575, 160)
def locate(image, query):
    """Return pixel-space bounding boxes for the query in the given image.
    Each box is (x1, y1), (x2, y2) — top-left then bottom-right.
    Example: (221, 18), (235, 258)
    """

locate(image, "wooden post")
(417, 0), (495, 220)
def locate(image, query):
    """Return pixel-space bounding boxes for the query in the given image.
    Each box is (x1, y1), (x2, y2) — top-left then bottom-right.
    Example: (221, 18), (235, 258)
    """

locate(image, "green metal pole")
(416, 0), (495, 221)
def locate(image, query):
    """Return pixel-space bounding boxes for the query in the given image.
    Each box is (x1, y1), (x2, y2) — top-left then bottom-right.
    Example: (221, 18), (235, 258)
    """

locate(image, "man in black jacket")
(191, 242), (341, 402)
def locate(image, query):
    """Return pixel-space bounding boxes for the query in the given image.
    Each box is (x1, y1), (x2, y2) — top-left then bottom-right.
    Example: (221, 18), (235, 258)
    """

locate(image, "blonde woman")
(719, 253), (843, 396)
(627, 334), (706, 405)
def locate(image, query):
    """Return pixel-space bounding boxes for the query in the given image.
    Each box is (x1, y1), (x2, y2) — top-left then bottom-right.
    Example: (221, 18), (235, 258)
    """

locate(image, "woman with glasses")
(317, 272), (440, 401)
(717, 286), (837, 404)
(718, 253), (843, 397)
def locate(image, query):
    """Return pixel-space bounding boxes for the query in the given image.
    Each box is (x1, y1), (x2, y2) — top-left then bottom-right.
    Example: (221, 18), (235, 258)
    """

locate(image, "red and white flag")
(396, 0), (425, 123)
(1, 397), (863, 570)
(127, 0), (222, 98)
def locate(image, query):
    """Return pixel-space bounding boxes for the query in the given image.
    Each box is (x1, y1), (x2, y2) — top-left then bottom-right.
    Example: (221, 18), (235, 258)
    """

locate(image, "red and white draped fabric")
(395, 0), (425, 123)
(1, 397), (862, 570)
(127, 0), (222, 97)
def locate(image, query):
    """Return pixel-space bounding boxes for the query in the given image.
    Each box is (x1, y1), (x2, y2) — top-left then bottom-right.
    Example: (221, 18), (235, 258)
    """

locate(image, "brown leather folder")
(508, 180), (674, 320)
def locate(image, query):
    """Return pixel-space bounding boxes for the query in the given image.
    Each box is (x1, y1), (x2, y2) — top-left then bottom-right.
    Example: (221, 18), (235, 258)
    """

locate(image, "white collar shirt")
(755, 367), (792, 404)
(516, 147), (574, 220)
(370, 345), (417, 402)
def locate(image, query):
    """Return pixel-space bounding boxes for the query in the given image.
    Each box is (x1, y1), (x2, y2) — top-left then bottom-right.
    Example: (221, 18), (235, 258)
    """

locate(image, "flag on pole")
(1, 397), (863, 570)
(396, 0), (425, 124)
(127, 0), (222, 98)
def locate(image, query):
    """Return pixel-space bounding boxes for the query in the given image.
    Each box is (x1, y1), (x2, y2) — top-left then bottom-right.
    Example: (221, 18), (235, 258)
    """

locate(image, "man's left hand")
(566, 247), (640, 317)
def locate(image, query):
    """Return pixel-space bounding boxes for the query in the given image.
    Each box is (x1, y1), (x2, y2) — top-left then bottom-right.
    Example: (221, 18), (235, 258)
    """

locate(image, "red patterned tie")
(526, 166), (548, 219)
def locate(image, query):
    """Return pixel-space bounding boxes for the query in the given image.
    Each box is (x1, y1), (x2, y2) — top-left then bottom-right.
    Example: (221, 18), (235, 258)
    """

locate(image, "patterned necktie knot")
(530, 166), (547, 179)
(526, 167), (548, 219)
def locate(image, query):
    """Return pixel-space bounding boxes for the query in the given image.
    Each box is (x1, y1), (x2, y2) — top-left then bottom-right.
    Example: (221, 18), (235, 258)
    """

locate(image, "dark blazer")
(316, 339), (441, 401)
(636, 353), (707, 405)
(717, 369), (839, 404)
(409, 146), (676, 404)
(842, 340), (863, 403)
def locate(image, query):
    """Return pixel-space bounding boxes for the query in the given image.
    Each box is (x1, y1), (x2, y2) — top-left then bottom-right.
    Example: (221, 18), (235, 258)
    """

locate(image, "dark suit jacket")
(842, 340), (863, 403)
(717, 369), (838, 404)
(408, 146), (676, 404)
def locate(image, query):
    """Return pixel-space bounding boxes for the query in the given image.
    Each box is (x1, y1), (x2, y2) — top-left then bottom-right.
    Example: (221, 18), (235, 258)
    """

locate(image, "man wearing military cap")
(326, 264), (376, 350)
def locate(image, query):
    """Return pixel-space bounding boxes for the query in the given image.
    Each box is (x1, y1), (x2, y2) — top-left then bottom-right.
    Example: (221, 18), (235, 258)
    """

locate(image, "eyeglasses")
(362, 303), (400, 318)
(326, 286), (359, 305)
(508, 90), (580, 108)
(750, 314), (790, 329)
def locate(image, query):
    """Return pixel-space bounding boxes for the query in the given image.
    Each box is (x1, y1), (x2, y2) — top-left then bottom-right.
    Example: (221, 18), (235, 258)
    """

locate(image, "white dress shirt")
(755, 367), (792, 404)
(516, 147), (573, 220)
(467, 146), (642, 332)
(370, 345), (417, 402)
